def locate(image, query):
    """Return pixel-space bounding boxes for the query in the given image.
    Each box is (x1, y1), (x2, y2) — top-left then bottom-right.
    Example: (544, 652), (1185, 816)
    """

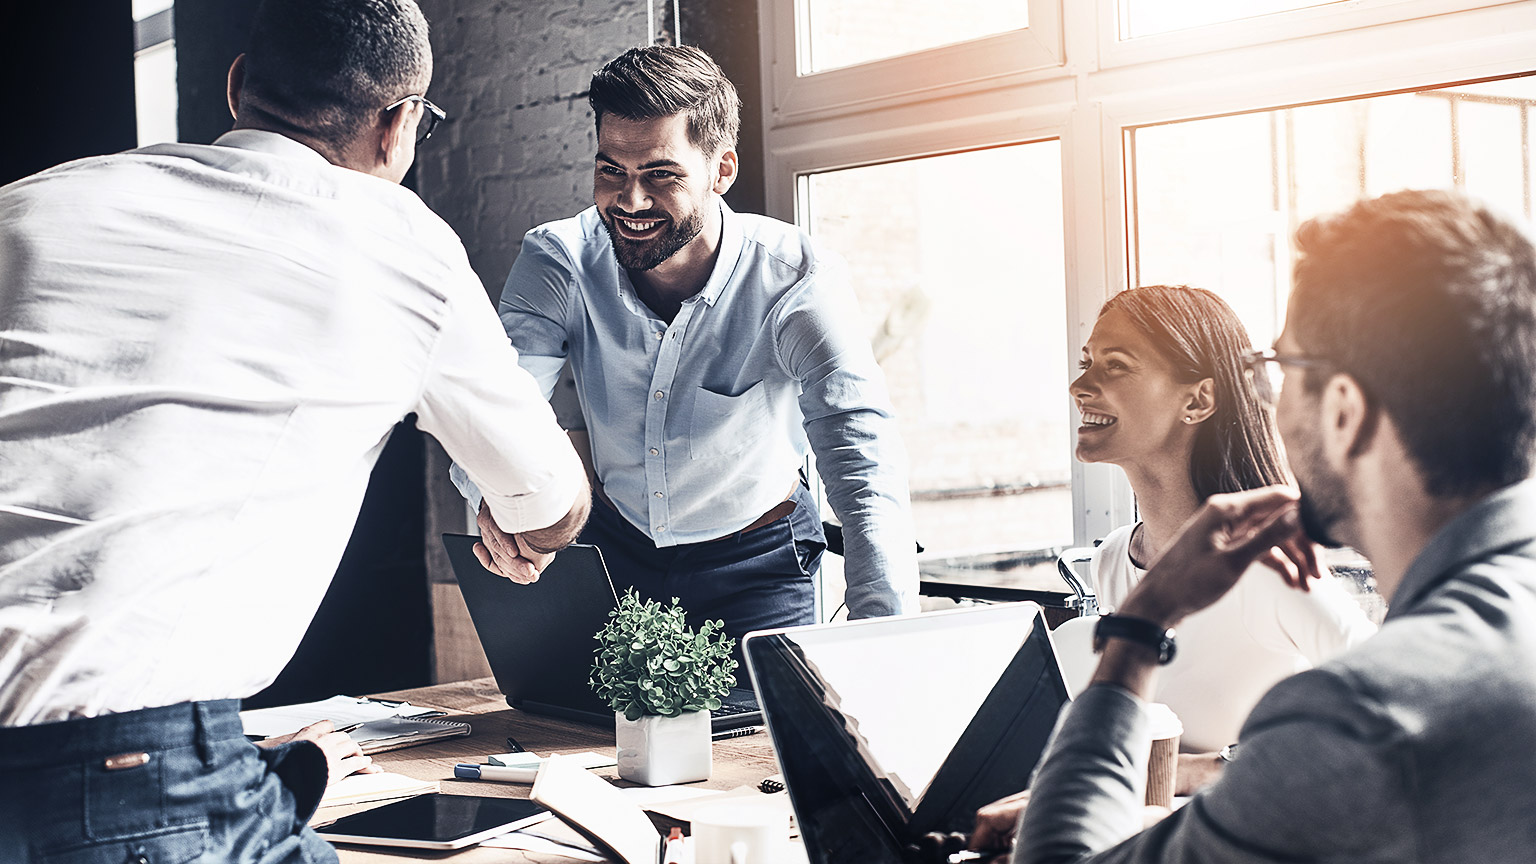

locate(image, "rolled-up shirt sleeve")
(773, 260), (919, 618)
(415, 272), (585, 536)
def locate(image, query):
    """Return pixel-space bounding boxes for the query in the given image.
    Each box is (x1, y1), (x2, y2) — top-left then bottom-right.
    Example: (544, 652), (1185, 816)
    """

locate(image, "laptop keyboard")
(713, 701), (756, 717)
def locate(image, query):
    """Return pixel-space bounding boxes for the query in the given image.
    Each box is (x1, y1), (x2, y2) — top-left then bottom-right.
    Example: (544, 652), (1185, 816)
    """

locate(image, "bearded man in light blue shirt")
(455, 45), (918, 645)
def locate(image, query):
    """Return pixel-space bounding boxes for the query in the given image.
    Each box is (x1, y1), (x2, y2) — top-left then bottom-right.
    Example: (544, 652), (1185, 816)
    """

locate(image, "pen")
(336, 722), (366, 734)
(453, 763), (539, 784)
(505, 735), (526, 753)
(660, 826), (685, 864)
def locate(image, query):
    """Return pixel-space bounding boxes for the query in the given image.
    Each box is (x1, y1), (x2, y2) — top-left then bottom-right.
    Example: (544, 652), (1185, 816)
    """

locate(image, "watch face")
(1219, 744), (1239, 763)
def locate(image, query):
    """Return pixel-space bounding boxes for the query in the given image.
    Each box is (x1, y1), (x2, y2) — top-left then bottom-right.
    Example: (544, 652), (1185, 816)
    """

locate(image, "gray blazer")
(1018, 478), (1536, 863)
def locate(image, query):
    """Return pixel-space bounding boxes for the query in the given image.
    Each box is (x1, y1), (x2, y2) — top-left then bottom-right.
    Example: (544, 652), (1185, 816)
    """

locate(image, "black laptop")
(743, 603), (1070, 864)
(442, 534), (762, 732)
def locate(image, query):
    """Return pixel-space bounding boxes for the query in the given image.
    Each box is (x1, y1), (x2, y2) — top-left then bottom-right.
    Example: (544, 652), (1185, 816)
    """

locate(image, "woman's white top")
(1089, 523), (1378, 752)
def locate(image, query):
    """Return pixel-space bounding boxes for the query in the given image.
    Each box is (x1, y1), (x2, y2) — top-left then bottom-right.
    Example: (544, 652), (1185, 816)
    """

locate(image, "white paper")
(479, 832), (606, 861)
(239, 695), (439, 738)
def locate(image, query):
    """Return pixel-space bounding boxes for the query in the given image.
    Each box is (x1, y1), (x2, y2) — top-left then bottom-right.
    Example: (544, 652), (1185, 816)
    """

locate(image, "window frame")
(757, 0), (1536, 551)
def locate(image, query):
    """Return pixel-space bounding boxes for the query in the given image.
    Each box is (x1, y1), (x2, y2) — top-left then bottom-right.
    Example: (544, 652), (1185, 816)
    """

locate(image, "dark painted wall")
(684, 0), (767, 217)
(0, 1), (137, 185)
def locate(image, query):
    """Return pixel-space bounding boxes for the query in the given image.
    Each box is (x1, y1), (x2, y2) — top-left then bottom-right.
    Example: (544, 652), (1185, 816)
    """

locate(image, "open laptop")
(743, 603), (1070, 864)
(442, 534), (762, 732)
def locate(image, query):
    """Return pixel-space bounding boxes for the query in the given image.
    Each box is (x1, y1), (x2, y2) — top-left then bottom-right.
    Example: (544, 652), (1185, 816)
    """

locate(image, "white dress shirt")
(454, 203), (918, 617)
(0, 130), (584, 726)
(1091, 523), (1378, 751)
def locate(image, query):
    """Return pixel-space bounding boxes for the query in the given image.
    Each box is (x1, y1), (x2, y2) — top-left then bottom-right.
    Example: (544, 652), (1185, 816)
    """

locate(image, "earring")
(1183, 416), (1193, 423)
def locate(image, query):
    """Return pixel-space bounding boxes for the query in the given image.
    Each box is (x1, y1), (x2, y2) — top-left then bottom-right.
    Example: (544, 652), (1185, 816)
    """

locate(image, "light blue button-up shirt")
(452, 202), (917, 617)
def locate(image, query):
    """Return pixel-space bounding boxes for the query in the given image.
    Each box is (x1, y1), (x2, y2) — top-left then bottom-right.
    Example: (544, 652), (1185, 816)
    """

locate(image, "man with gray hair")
(0, 1), (588, 860)
(456, 45), (919, 650)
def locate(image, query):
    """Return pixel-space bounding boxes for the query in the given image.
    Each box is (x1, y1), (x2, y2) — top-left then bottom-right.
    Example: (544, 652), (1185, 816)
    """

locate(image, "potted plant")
(590, 590), (738, 785)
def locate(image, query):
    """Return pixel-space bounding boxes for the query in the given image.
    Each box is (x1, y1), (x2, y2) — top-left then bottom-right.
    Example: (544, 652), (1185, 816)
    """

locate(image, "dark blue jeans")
(582, 480), (825, 670)
(0, 700), (336, 864)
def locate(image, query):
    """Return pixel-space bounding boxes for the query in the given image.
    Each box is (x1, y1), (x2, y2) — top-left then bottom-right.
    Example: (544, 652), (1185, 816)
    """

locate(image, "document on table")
(240, 695), (469, 754)
(315, 772), (439, 809)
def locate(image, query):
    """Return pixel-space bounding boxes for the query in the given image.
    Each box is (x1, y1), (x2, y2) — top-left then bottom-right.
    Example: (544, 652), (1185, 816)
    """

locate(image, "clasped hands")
(474, 500), (557, 583)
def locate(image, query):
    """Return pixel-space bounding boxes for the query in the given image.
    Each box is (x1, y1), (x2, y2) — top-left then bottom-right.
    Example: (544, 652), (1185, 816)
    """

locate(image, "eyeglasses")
(384, 94), (447, 144)
(1240, 348), (1333, 406)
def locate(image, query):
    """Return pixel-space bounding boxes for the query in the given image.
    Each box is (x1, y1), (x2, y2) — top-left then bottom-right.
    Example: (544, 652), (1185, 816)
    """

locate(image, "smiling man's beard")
(602, 206), (706, 272)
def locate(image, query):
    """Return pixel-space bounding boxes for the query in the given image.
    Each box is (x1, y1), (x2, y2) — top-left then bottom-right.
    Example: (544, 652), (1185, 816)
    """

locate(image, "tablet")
(314, 793), (551, 850)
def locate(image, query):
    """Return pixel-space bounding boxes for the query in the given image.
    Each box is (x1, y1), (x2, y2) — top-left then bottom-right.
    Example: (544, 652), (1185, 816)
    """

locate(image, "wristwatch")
(1092, 614), (1177, 665)
(1218, 743), (1240, 764)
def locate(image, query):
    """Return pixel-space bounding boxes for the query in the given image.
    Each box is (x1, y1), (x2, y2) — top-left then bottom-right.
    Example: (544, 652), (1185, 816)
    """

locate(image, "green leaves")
(589, 590), (738, 718)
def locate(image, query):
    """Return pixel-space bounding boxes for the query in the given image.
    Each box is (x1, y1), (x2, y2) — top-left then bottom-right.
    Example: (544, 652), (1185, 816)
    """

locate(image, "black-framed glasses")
(385, 94), (447, 143)
(1241, 348), (1332, 405)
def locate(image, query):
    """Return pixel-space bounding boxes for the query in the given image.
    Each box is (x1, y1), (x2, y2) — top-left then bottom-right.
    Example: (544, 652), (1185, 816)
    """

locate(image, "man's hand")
(475, 501), (555, 582)
(971, 789), (1031, 853)
(970, 790), (1172, 861)
(1119, 485), (1321, 628)
(255, 719), (379, 786)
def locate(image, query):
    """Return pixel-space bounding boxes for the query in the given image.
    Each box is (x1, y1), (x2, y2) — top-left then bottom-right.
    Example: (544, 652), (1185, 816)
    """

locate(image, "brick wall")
(414, 0), (652, 297)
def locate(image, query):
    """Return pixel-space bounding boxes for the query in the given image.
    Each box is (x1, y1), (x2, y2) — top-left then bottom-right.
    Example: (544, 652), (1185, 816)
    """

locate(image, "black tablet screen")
(318, 794), (548, 847)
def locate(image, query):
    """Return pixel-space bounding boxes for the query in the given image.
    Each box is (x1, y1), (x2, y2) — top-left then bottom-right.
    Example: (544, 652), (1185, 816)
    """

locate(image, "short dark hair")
(241, 0), (432, 148)
(1100, 285), (1289, 500)
(1291, 189), (1536, 495)
(588, 46), (740, 155)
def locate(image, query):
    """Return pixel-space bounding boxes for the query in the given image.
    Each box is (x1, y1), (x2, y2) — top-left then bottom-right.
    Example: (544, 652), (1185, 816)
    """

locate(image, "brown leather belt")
(707, 497), (797, 542)
(595, 479), (800, 543)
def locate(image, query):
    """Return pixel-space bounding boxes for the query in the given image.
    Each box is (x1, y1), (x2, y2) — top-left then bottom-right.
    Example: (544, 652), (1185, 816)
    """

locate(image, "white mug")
(690, 802), (789, 864)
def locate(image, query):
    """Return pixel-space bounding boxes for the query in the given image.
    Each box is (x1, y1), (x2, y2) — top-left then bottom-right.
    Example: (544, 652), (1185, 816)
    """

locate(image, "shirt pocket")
(690, 381), (772, 460)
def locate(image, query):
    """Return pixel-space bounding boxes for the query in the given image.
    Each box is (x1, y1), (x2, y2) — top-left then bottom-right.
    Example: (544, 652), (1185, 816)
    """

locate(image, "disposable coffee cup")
(1144, 702), (1183, 808)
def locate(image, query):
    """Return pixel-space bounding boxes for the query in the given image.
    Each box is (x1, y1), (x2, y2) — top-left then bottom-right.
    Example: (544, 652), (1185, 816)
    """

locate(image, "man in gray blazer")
(981, 189), (1536, 863)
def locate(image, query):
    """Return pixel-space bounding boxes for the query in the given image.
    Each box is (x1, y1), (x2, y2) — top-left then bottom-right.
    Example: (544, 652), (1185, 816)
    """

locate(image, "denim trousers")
(581, 479), (825, 666)
(0, 699), (336, 864)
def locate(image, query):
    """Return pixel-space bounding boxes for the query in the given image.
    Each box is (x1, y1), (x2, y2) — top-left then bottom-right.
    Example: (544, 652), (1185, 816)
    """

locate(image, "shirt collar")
(695, 199), (744, 307)
(212, 129), (332, 166)
(1386, 477), (1536, 619)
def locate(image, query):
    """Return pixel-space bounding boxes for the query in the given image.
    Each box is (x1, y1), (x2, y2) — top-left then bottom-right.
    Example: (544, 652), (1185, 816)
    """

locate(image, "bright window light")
(802, 0), (1027, 74)
(1121, 0), (1345, 39)
(1129, 74), (1536, 350)
(803, 142), (1070, 566)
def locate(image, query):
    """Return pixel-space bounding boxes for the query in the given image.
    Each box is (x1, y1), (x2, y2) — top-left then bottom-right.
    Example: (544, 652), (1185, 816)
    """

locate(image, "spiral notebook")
(240, 695), (471, 754)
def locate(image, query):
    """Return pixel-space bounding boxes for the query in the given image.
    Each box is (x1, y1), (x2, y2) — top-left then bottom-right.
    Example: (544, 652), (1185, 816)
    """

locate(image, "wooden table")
(320, 677), (781, 862)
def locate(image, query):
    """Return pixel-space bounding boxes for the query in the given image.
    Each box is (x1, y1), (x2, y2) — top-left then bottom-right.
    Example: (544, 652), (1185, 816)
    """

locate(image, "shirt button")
(655, 525), (666, 532)
(656, 331), (665, 340)
(649, 448), (659, 455)
(654, 491), (664, 498)
(654, 390), (664, 400)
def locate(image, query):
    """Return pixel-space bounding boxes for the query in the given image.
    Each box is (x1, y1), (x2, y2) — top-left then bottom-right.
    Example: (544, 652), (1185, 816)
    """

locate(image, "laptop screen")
(744, 603), (1069, 864)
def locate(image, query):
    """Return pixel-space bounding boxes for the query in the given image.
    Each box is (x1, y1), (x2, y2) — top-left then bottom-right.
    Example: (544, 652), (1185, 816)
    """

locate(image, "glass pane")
(803, 142), (1070, 586)
(133, 0), (174, 20)
(135, 41), (178, 147)
(803, 1), (1027, 74)
(1129, 73), (1536, 355)
(1120, 0), (1346, 39)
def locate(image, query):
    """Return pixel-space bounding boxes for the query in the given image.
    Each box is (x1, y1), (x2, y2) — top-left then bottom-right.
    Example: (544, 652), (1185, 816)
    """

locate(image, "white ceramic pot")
(615, 709), (712, 786)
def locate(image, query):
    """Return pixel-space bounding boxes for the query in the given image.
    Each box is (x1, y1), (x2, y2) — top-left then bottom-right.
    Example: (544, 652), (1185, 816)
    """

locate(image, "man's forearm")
(518, 481), (592, 554)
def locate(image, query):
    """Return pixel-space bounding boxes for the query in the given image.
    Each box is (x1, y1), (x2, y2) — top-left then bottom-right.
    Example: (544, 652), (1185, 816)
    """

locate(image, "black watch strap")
(1093, 614), (1177, 665)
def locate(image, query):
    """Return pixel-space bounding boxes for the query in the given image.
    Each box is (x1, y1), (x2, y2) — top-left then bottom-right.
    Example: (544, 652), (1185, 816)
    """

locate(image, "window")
(134, 0), (176, 146)
(759, 0), (1531, 593)
(804, 143), (1070, 558)
(1119, 0), (1346, 39)
(802, 0), (1028, 73)
(1130, 74), (1536, 350)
